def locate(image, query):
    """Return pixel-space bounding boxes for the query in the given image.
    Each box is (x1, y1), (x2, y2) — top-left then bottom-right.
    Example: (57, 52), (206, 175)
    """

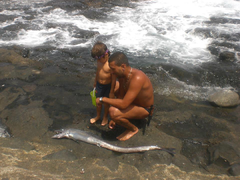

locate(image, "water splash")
(0, 0), (239, 66)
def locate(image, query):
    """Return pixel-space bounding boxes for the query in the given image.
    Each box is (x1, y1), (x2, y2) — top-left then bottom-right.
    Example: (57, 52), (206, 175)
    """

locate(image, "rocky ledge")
(0, 48), (239, 179)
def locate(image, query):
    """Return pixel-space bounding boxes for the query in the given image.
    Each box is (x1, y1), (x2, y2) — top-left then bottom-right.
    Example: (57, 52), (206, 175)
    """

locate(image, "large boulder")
(208, 90), (240, 107)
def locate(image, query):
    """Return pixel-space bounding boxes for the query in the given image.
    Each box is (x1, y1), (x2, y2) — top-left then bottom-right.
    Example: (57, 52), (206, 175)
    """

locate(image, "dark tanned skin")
(90, 51), (116, 126)
(96, 61), (154, 141)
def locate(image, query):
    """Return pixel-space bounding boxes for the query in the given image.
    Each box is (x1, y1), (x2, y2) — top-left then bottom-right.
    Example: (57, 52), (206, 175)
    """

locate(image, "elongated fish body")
(52, 128), (175, 155)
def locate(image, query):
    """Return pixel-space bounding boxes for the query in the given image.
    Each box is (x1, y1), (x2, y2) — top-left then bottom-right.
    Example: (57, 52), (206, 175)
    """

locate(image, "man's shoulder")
(133, 69), (147, 79)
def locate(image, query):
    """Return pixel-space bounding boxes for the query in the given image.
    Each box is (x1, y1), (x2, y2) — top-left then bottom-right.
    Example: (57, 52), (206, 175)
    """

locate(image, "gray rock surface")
(208, 90), (240, 107)
(0, 48), (239, 179)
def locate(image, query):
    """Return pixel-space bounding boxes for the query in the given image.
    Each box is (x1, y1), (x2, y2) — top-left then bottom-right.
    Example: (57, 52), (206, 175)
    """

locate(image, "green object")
(90, 88), (96, 106)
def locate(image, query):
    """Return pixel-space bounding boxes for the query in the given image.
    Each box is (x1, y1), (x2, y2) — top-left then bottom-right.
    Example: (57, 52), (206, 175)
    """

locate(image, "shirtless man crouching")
(96, 52), (154, 141)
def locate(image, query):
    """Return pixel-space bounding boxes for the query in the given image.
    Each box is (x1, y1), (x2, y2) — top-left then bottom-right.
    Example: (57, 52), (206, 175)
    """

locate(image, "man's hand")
(96, 97), (102, 106)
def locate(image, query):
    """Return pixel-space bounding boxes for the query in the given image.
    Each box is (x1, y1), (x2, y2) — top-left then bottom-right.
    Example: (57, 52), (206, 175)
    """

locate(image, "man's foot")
(101, 118), (108, 126)
(116, 129), (139, 141)
(90, 117), (100, 124)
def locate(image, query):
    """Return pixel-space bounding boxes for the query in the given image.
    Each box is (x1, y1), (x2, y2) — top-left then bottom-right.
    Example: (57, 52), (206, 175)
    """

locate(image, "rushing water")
(0, 0), (240, 100)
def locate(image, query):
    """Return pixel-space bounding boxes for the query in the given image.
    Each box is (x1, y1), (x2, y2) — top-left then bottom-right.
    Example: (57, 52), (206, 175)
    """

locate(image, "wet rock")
(96, 158), (119, 171)
(0, 49), (43, 81)
(156, 110), (229, 139)
(14, 94), (30, 106)
(45, 0), (87, 11)
(0, 48), (43, 68)
(237, 52), (240, 61)
(138, 150), (173, 171)
(208, 141), (240, 167)
(207, 46), (220, 56)
(181, 139), (208, 168)
(219, 51), (236, 62)
(228, 163), (240, 176)
(0, 87), (24, 111)
(159, 63), (201, 85)
(0, 101), (53, 141)
(42, 149), (77, 161)
(22, 48), (30, 58)
(0, 63), (40, 80)
(219, 33), (240, 42)
(208, 90), (240, 107)
(211, 41), (240, 52)
(41, 66), (60, 74)
(69, 27), (99, 39)
(0, 14), (16, 22)
(206, 17), (240, 24)
(22, 84), (37, 93)
(193, 27), (217, 39)
(0, 137), (35, 151)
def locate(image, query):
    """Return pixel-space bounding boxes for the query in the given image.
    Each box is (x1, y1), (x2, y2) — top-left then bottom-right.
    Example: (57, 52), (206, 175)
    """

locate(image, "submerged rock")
(208, 90), (240, 107)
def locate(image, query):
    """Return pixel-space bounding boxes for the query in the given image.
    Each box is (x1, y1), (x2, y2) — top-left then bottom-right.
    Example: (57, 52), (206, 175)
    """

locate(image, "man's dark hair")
(91, 42), (110, 58)
(108, 52), (129, 66)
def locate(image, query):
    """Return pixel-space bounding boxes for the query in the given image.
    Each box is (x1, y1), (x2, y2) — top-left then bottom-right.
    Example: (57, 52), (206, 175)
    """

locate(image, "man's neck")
(125, 67), (132, 79)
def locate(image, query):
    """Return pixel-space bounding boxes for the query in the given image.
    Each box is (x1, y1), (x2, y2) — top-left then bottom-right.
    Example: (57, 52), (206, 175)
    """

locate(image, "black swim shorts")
(96, 81), (111, 98)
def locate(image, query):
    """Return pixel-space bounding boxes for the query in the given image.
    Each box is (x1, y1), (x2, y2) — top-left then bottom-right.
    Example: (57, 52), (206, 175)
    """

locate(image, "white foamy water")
(0, 0), (239, 100)
(0, 0), (240, 66)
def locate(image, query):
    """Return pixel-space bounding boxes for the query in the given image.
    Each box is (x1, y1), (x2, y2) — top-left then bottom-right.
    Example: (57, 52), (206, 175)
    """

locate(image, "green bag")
(90, 88), (96, 106)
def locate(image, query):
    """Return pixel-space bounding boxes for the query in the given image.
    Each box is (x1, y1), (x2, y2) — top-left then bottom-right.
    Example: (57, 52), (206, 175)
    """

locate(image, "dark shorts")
(144, 105), (154, 116)
(142, 105), (154, 135)
(96, 81), (111, 98)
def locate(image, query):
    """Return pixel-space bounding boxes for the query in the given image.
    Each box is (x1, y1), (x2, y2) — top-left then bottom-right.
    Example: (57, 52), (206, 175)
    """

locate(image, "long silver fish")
(52, 128), (175, 155)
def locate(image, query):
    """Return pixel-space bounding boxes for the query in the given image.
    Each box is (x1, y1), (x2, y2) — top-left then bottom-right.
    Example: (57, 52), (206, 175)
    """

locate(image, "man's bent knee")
(109, 106), (120, 120)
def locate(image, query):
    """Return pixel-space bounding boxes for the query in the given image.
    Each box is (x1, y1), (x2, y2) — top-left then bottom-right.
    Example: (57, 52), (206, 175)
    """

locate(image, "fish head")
(52, 129), (70, 139)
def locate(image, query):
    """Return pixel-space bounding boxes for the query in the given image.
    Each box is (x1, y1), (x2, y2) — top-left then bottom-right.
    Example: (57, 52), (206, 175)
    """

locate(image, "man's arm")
(98, 73), (144, 109)
(109, 74), (116, 98)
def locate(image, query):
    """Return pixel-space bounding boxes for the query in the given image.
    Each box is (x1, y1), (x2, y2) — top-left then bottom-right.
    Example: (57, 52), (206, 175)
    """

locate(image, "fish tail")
(162, 148), (176, 156)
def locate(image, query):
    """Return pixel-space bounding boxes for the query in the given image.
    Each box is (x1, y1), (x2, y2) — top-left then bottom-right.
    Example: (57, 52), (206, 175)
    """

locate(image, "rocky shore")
(0, 48), (240, 179)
